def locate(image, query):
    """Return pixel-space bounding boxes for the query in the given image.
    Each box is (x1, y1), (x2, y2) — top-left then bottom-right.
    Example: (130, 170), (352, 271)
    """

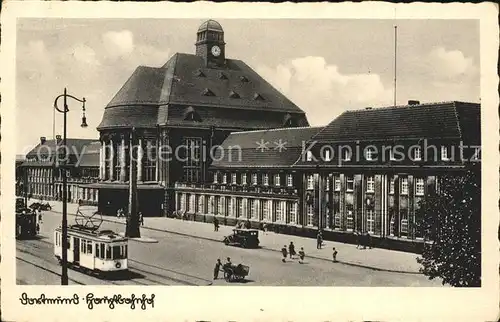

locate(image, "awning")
(79, 182), (164, 190)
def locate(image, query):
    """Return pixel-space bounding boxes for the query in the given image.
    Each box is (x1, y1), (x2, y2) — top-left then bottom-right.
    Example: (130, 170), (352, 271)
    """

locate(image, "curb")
(49, 210), (421, 275)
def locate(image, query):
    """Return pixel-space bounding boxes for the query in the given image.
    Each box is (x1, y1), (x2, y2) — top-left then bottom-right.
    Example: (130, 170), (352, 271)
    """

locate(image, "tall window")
(263, 173), (269, 186)
(241, 173), (247, 185)
(324, 149), (332, 162)
(289, 202), (298, 223)
(306, 204), (314, 226)
(286, 174), (293, 187)
(252, 173), (258, 185)
(179, 194), (186, 211)
(142, 140), (157, 182)
(346, 206), (354, 231)
(249, 199), (256, 219)
(188, 194), (195, 213)
(343, 149), (351, 161)
(325, 176), (330, 191)
(400, 209), (409, 234)
(413, 147), (422, 161)
(216, 196), (222, 215)
(275, 200), (285, 222)
(222, 173), (227, 184)
(274, 174), (280, 186)
(236, 198), (243, 217)
(213, 172), (218, 183)
(389, 177), (395, 194)
(262, 200), (271, 221)
(400, 177), (408, 195)
(366, 210), (375, 233)
(232, 173), (237, 184)
(182, 137), (202, 183)
(335, 177), (341, 191)
(415, 178), (425, 196)
(346, 176), (354, 191)
(307, 175), (314, 190)
(198, 195), (205, 213)
(366, 176), (375, 193)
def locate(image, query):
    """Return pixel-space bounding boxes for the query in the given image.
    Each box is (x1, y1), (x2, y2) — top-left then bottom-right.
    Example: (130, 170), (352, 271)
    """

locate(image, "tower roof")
(198, 19), (223, 32)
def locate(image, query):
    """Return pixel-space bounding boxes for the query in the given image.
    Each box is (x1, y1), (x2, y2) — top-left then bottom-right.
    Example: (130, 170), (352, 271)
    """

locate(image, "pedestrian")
(213, 259), (222, 280)
(332, 247), (338, 262)
(139, 212), (144, 226)
(288, 242), (296, 259)
(116, 208), (121, 218)
(244, 220), (251, 229)
(224, 257), (232, 270)
(37, 209), (43, 223)
(316, 231), (322, 249)
(298, 247), (305, 264)
(281, 245), (288, 263)
(213, 217), (219, 231)
(36, 223), (40, 235)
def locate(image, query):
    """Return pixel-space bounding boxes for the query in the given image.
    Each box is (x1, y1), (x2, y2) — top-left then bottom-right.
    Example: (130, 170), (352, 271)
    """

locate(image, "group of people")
(213, 257), (234, 280)
(281, 242), (306, 264)
(116, 208), (144, 226)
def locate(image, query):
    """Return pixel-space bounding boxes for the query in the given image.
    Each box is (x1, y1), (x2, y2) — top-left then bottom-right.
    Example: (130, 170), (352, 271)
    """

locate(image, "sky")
(16, 18), (480, 155)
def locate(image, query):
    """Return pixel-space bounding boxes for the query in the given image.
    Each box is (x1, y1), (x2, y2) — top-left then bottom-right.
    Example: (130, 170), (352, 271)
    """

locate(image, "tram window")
(87, 241), (92, 254)
(95, 244), (100, 258)
(105, 245), (111, 259)
(81, 240), (86, 253)
(113, 245), (125, 259)
(125, 245), (128, 257)
(100, 244), (105, 259)
(67, 238), (71, 249)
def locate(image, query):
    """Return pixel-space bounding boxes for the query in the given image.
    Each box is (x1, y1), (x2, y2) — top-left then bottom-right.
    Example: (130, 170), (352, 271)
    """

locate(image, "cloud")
(70, 43), (100, 66)
(427, 47), (476, 79)
(257, 56), (393, 126)
(102, 30), (134, 59)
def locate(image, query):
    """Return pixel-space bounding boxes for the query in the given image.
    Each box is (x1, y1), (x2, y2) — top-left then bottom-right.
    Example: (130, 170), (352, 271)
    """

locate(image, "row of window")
(306, 146), (479, 162)
(54, 232), (127, 260)
(306, 175), (425, 196)
(179, 193), (299, 223)
(214, 172), (294, 187)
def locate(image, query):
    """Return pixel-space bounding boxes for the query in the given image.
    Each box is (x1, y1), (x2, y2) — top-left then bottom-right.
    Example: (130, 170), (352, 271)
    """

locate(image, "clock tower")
(195, 19), (226, 68)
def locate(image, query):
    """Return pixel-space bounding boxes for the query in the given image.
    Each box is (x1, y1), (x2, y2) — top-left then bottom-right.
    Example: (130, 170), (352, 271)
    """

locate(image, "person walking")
(139, 212), (144, 226)
(332, 247), (338, 262)
(213, 259), (222, 280)
(213, 217), (219, 231)
(316, 231), (323, 249)
(37, 209), (43, 223)
(298, 247), (305, 264)
(281, 245), (288, 263)
(288, 242), (296, 259)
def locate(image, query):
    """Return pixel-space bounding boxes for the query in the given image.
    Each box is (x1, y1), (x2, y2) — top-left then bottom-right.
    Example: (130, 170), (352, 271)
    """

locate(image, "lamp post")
(53, 88), (88, 285)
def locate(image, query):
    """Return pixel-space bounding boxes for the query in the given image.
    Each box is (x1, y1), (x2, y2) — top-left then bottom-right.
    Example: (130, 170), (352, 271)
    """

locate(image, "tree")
(416, 168), (481, 287)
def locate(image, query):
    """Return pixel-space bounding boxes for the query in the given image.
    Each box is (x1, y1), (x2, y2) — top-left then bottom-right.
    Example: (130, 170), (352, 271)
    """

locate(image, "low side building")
(295, 101), (480, 251)
(20, 136), (100, 205)
(175, 127), (322, 228)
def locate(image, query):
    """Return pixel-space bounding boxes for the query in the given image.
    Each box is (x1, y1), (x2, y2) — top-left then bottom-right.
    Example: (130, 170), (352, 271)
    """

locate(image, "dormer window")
(239, 76), (249, 83)
(241, 173), (247, 185)
(274, 174), (281, 186)
(253, 93), (265, 101)
(283, 114), (296, 127)
(218, 72), (228, 80)
(252, 173), (258, 185)
(365, 147), (376, 161)
(342, 149), (352, 161)
(213, 173), (218, 184)
(262, 173), (269, 186)
(183, 106), (201, 122)
(201, 88), (215, 96)
(229, 91), (240, 99)
(286, 174), (293, 187)
(232, 173), (237, 184)
(413, 146), (422, 161)
(222, 173), (227, 184)
(306, 151), (313, 162)
(441, 146), (450, 161)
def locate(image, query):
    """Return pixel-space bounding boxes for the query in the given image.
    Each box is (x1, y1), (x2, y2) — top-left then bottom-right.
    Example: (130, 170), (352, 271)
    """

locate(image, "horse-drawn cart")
(223, 263), (249, 282)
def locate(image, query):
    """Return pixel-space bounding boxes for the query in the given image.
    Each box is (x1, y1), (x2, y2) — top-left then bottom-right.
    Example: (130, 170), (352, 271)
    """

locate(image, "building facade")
(88, 20), (308, 217)
(19, 136), (100, 205)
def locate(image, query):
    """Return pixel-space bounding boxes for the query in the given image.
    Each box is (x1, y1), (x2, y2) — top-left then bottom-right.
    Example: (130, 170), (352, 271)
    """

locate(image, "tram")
(53, 206), (129, 276)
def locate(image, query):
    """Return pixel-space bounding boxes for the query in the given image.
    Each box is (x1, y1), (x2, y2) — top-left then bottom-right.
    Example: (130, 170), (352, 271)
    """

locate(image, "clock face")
(211, 45), (221, 57)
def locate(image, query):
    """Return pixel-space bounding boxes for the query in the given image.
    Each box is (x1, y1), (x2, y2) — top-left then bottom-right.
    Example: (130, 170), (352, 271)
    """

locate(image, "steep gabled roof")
(98, 53), (308, 130)
(210, 126), (322, 169)
(312, 101), (480, 144)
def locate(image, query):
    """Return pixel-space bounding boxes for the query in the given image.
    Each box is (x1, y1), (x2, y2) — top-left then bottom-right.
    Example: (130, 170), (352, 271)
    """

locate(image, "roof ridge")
(344, 101), (479, 113)
(230, 126), (322, 135)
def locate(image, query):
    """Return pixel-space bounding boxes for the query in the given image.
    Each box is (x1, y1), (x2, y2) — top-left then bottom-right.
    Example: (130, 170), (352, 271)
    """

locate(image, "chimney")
(408, 100), (420, 106)
(365, 107), (373, 110)
(56, 135), (62, 144)
(40, 137), (46, 145)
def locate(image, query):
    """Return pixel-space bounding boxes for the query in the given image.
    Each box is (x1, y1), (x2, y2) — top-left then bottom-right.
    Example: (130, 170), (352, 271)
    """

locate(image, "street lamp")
(53, 88), (87, 286)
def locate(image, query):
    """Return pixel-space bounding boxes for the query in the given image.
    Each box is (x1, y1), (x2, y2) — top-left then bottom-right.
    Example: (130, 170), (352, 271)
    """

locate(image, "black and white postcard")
(1, 1), (498, 321)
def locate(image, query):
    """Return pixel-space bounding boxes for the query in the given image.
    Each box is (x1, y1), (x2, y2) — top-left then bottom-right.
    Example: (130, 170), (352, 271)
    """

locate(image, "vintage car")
(29, 202), (52, 211)
(223, 228), (260, 248)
